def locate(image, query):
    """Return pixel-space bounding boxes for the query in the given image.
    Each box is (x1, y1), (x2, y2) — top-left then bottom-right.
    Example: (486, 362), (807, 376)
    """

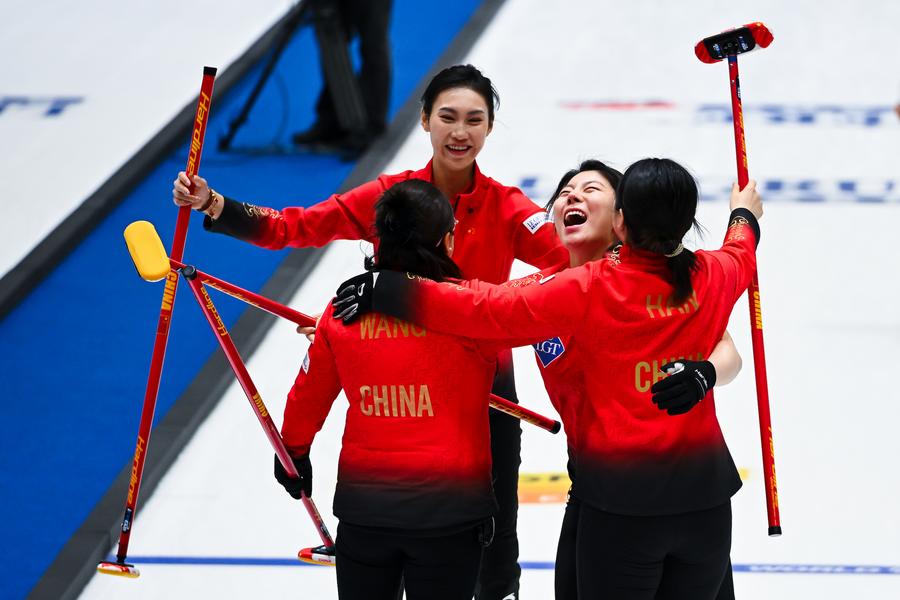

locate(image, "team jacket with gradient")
(503, 262), (574, 456)
(374, 210), (760, 516)
(503, 249), (619, 479)
(204, 160), (567, 284)
(280, 301), (500, 531)
(505, 246), (620, 480)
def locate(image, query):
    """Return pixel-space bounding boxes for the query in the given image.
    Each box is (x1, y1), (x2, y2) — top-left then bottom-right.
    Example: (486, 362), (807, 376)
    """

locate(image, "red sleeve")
(456, 278), (561, 355)
(379, 264), (595, 342)
(280, 316), (343, 456)
(506, 188), (568, 269)
(206, 176), (392, 249)
(707, 209), (760, 303)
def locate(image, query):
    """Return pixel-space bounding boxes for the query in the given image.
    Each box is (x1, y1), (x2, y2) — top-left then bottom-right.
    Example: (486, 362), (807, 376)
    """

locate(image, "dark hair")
(615, 158), (701, 304)
(544, 159), (623, 212)
(421, 64), (500, 125)
(366, 180), (462, 281)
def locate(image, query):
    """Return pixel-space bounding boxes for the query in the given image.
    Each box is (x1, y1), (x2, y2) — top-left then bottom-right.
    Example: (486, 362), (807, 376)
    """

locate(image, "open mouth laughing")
(563, 208), (588, 227)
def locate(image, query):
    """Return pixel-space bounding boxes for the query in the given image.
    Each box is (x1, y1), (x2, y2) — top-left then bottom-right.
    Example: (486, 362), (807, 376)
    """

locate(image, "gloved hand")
(651, 360), (716, 416)
(274, 453), (313, 499)
(332, 272), (377, 324)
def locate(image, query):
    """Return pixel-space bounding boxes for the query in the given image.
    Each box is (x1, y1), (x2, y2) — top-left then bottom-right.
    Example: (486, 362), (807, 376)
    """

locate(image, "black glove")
(274, 453), (313, 499)
(651, 360), (716, 416)
(332, 272), (376, 324)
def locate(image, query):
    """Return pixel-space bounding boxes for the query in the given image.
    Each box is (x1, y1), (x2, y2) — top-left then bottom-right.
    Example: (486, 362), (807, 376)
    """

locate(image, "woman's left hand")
(333, 272), (377, 324)
(651, 360), (717, 416)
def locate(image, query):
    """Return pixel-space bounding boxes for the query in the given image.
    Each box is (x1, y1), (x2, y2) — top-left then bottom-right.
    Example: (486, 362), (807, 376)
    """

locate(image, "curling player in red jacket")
(505, 159), (744, 600)
(173, 65), (565, 600)
(275, 179), (510, 600)
(332, 158), (764, 599)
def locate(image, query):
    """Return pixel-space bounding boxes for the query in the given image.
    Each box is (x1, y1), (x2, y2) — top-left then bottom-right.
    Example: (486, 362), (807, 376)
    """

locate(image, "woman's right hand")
(296, 312), (322, 343)
(729, 180), (762, 220)
(172, 171), (211, 210)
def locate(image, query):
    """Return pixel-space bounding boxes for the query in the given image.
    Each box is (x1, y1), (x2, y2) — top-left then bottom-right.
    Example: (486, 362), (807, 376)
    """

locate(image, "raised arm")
(715, 181), (763, 302)
(172, 171), (386, 249)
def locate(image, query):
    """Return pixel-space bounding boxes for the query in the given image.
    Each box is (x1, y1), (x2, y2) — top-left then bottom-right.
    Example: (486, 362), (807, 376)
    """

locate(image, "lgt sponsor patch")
(533, 337), (565, 367)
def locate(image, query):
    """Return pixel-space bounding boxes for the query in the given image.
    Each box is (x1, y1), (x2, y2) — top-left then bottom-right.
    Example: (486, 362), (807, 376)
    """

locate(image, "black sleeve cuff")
(203, 196), (259, 242)
(728, 208), (761, 248)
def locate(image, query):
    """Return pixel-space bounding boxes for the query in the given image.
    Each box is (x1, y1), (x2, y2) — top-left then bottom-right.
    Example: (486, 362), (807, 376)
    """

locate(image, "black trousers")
(474, 364), (522, 599)
(312, 0), (392, 135)
(556, 495), (736, 599)
(554, 493), (579, 600)
(335, 521), (483, 600)
(575, 501), (733, 600)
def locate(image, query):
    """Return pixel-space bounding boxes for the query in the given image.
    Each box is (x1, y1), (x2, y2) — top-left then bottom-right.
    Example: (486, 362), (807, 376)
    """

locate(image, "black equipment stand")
(218, 0), (368, 152)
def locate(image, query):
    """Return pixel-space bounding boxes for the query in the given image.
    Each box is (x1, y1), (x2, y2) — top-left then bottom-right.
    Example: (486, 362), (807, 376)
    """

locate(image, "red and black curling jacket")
(370, 210), (760, 516)
(281, 300), (500, 530)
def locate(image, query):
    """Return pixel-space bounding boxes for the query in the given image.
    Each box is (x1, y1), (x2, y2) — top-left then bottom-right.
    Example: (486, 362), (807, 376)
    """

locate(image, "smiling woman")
(525, 159), (745, 600)
(545, 159), (622, 268)
(169, 63), (567, 599)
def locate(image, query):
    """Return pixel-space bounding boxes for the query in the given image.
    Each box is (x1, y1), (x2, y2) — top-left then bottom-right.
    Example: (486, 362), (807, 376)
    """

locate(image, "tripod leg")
(219, 2), (311, 151)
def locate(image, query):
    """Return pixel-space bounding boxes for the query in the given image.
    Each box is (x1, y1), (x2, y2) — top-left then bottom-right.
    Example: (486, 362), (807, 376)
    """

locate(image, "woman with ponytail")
(509, 159), (741, 600)
(333, 157), (763, 599)
(614, 157), (703, 306)
(273, 179), (501, 600)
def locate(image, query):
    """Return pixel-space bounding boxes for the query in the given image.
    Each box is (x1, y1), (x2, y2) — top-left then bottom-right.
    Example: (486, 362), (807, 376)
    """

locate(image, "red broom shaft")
(728, 57), (749, 188)
(727, 56), (781, 534)
(749, 280), (780, 531)
(489, 393), (560, 433)
(113, 67), (217, 563)
(184, 275), (335, 549)
(168, 258), (317, 327)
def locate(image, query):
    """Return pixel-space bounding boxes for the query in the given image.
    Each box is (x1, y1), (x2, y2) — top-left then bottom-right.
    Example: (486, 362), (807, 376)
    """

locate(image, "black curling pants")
(335, 521), (483, 600)
(474, 360), (522, 600)
(575, 501), (733, 600)
(554, 492), (580, 600)
(556, 495), (736, 599)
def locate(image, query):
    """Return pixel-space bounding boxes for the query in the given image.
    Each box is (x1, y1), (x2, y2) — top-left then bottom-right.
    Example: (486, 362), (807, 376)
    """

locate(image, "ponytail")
(617, 158), (701, 304)
(666, 249), (698, 305)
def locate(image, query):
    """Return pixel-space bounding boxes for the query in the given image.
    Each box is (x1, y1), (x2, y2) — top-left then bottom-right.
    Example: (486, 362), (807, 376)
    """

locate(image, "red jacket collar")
(419, 160), (486, 209)
(617, 243), (671, 270)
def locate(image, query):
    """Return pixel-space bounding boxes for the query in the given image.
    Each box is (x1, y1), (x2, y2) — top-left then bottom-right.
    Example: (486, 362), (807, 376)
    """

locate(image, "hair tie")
(664, 243), (684, 258)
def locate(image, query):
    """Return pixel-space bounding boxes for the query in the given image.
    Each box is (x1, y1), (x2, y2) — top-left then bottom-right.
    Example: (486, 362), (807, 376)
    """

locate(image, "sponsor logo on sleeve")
(522, 211), (549, 234)
(533, 337), (565, 367)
